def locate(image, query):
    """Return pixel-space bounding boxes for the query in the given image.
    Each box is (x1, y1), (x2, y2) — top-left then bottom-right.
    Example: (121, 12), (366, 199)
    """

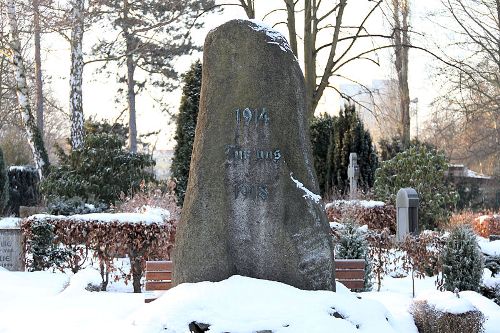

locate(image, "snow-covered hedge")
(22, 212), (176, 293)
(411, 292), (485, 333)
(325, 200), (396, 233)
(473, 214), (500, 238)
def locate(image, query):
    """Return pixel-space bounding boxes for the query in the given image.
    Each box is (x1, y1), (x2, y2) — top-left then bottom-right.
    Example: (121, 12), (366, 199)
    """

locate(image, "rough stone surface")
(173, 19), (335, 291)
(0, 228), (23, 271)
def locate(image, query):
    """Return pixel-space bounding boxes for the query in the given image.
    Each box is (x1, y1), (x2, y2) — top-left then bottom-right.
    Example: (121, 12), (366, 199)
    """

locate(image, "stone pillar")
(172, 19), (336, 291)
(347, 153), (359, 199)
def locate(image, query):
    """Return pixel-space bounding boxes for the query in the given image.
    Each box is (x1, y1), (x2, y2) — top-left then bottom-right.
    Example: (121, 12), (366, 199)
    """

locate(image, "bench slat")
(335, 259), (365, 270)
(145, 281), (173, 291)
(337, 280), (365, 290)
(145, 271), (173, 281)
(146, 261), (173, 271)
(336, 270), (365, 280)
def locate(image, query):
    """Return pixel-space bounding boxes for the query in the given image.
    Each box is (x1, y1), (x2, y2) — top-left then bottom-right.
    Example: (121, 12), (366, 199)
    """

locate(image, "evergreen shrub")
(374, 146), (457, 230)
(40, 121), (155, 206)
(7, 166), (40, 216)
(442, 225), (484, 292)
(334, 218), (373, 291)
(310, 106), (378, 198)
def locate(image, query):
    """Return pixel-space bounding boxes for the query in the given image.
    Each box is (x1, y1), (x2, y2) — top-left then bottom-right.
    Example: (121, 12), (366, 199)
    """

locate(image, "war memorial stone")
(173, 19), (336, 291)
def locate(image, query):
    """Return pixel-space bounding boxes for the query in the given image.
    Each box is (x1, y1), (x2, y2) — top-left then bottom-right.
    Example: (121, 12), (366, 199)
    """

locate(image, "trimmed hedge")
(22, 214), (176, 293)
(326, 201), (396, 233)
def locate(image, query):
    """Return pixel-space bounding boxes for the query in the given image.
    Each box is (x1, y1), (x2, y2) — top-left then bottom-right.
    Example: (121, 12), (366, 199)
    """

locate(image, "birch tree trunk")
(69, 0), (85, 150)
(392, 0), (411, 148)
(123, 0), (137, 153)
(6, 0), (49, 178)
(33, 0), (44, 134)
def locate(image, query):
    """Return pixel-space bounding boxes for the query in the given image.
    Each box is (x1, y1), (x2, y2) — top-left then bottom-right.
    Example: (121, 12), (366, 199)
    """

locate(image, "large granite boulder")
(173, 19), (336, 291)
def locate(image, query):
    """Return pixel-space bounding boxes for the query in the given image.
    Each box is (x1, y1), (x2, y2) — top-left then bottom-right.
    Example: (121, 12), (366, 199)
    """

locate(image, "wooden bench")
(335, 259), (366, 290)
(143, 258), (366, 302)
(144, 260), (173, 303)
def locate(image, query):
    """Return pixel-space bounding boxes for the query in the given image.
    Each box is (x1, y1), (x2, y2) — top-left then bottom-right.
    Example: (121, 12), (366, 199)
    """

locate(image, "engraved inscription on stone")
(0, 228), (23, 271)
(227, 107), (280, 202)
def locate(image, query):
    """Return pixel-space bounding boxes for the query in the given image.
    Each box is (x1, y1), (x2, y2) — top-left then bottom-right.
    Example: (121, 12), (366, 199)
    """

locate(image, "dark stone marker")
(173, 19), (336, 291)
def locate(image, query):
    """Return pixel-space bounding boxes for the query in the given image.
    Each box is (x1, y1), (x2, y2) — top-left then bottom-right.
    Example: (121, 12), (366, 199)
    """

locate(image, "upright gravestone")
(347, 153), (359, 199)
(0, 218), (23, 271)
(173, 19), (336, 291)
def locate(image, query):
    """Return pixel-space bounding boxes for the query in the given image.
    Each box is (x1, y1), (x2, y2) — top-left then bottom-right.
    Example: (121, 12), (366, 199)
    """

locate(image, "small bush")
(40, 120), (155, 206)
(411, 300), (484, 333)
(26, 220), (70, 271)
(374, 146), (457, 230)
(334, 218), (373, 291)
(47, 196), (107, 215)
(7, 166), (40, 216)
(442, 225), (484, 292)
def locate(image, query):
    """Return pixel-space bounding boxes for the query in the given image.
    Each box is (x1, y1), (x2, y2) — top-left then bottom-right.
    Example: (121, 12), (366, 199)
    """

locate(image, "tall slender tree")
(90, 0), (215, 152)
(33, 0), (44, 134)
(389, 0), (411, 148)
(5, 0), (49, 178)
(69, 0), (85, 150)
(171, 60), (202, 206)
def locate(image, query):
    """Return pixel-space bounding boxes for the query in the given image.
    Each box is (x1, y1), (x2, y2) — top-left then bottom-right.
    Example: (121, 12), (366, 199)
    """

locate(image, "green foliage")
(326, 105), (378, 195)
(374, 146), (457, 230)
(40, 121), (155, 205)
(47, 196), (107, 215)
(0, 148), (8, 214)
(378, 136), (437, 161)
(29, 220), (69, 271)
(171, 60), (202, 206)
(6, 166), (40, 216)
(335, 218), (373, 291)
(310, 113), (335, 196)
(442, 225), (484, 292)
(310, 105), (378, 197)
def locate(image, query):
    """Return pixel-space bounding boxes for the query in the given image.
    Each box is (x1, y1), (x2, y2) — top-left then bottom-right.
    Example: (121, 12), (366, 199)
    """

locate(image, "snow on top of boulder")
(290, 173), (321, 203)
(29, 211), (164, 224)
(416, 291), (477, 314)
(325, 200), (385, 209)
(131, 275), (399, 333)
(247, 19), (294, 54)
(0, 217), (21, 229)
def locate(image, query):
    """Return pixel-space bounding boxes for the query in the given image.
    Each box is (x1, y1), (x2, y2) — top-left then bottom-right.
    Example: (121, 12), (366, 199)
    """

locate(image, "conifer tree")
(310, 113), (335, 196)
(171, 61), (202, 206)
(325, 105), (378, 196)
(442, 225), (484, 292)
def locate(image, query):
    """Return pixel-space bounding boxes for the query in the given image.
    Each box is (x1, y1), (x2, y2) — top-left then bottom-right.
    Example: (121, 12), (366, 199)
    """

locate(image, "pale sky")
(41, 0), (445, 150)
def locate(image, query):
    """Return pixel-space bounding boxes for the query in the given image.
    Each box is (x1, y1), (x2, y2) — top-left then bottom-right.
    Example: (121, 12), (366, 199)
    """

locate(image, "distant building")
(153, 150), (174, 180)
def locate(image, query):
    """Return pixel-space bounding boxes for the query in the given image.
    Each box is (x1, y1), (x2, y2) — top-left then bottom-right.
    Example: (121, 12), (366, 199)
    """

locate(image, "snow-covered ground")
(0, 263), (499, 333)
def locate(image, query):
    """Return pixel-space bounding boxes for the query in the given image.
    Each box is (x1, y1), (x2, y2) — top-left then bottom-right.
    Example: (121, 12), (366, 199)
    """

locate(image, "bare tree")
(5, 0), (49, 178)
(387, 0), (411, 148)
(427, 0), (499, 174)
(238, 0), (389, 119)
(89, 0), (216, 153)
